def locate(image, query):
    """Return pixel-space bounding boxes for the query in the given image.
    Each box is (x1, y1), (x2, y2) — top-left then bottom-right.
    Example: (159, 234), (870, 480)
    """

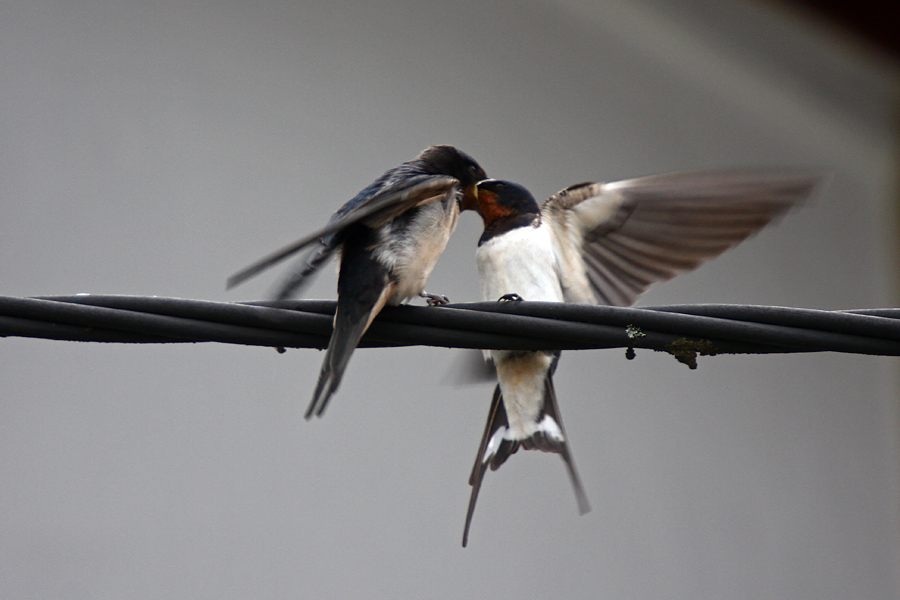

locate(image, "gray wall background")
(1, 0), (898, 598)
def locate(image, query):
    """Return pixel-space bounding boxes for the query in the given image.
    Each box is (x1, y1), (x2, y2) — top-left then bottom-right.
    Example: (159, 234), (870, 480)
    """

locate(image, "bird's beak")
(460, 183), (480, 212)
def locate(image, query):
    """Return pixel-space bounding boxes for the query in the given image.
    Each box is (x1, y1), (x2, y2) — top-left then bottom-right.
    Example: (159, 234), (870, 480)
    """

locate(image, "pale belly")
(376, 199), (460, 303)
(494, 350), (556, 437)
(476, 224), (563, 440)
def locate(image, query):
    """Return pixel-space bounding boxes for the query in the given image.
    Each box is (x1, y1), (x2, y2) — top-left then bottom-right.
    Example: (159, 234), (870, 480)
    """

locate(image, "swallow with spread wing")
(228, 145), (487, 418)
(460, 168), (824, 546)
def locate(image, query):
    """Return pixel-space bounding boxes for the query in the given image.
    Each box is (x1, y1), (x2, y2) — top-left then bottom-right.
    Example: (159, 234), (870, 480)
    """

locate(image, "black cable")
(0, 295), (898, 358)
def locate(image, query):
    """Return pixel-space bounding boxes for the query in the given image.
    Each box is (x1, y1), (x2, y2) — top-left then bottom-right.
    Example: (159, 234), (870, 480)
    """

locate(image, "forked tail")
(462, 375), (590, 547)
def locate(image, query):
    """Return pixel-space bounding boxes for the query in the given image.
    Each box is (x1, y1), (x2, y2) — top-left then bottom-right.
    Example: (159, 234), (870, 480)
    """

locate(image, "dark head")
(471, 179), (540, 219)
(470, 179), (541, 243)
(416, 145), (487, 208)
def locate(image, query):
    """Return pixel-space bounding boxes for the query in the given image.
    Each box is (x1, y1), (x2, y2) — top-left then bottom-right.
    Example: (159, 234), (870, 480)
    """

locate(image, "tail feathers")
(305, 285), (393, 420)
(543, 375), (591, 516)
(305, 315), (367, 419)
(463, 385), (504, 547)
(304, 231), (394, 419)
(462, 376), (590, 547)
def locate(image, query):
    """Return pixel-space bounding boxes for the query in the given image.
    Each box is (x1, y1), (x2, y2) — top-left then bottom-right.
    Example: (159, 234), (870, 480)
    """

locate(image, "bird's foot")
(421, 291), (450, 306)
(498, 293), (523, 302)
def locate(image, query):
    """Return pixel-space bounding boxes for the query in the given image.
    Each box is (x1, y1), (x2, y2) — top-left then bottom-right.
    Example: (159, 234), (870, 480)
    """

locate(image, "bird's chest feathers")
(375, 199), (460, 302)
(476, 225), (563, 302)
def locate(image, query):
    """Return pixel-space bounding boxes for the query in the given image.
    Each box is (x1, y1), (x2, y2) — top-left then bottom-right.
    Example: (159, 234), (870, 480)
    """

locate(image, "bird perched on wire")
(228, 145), (487, 418)
(460, 168), (824, 546)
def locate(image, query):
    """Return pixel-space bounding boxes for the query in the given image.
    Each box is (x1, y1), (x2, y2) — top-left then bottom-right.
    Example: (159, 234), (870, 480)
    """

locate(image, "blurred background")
(1, 0), (898, 598)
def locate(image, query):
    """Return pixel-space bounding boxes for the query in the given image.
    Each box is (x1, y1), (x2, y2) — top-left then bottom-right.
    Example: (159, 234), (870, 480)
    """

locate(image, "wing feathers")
(227, 174), (459, 289)
(545, 168), (825, 307)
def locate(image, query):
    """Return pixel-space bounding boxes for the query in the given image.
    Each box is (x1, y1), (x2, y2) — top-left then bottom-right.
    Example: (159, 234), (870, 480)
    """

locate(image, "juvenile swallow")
(461, 168), (823, 546)
(228, 145), (487, 418)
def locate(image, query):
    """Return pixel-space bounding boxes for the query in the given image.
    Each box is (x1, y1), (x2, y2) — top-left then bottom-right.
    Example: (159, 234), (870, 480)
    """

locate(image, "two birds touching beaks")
(227, 145), (826, 547)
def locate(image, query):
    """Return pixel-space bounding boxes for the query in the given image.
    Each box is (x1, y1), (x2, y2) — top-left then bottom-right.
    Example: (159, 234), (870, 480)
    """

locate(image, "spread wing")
(227, 173), (460, 290)
(542, 168), (826, 306)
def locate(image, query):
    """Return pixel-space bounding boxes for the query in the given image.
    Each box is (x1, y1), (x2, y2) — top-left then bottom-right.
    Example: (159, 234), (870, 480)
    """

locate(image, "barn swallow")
(228, 145), (487, 418)
(460, 169), (823, 546)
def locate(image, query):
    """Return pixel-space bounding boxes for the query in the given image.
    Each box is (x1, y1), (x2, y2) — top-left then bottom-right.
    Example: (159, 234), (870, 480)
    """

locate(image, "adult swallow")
(228, 145), (487, 418)
(461, 168), (823, 546)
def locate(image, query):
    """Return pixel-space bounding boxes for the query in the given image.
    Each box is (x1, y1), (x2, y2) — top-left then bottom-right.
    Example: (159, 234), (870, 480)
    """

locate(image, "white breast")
(475, 223), (564, 303)
(476, 222), (564, 442)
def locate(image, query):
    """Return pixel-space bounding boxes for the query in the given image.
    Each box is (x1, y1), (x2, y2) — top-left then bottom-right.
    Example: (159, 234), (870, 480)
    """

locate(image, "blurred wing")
(442, 349), (497, 386)
(542, 168), (826, 306)
(227, 174), (460, 289)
